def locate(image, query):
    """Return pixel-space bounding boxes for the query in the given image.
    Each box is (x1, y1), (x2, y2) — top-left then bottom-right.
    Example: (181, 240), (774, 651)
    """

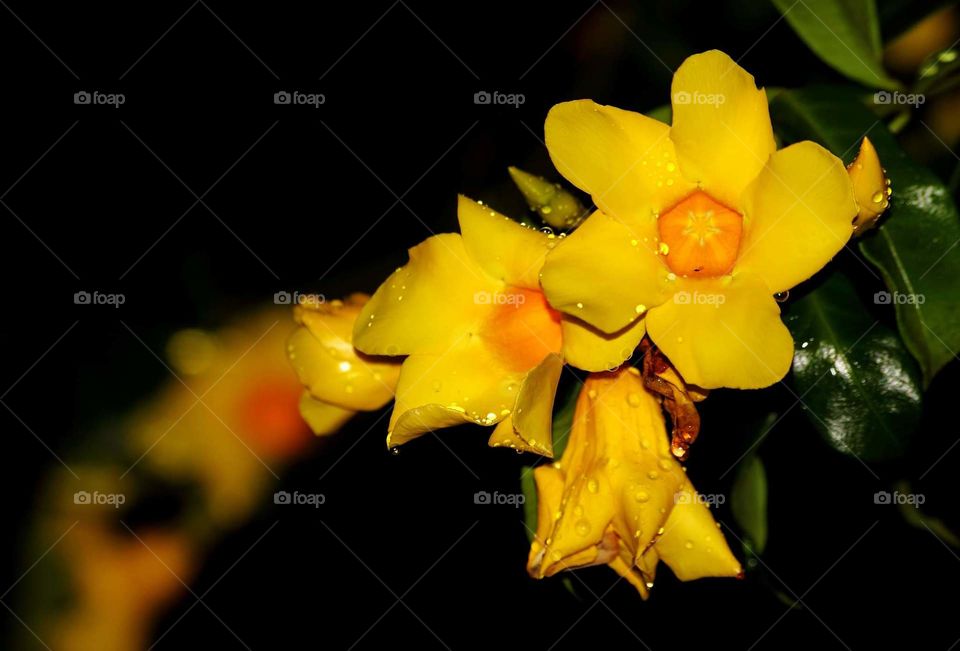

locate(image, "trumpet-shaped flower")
(527, 367), (741, 597)
(288, 294), (401, 434)
(539, 50), (859, 389)
(352, 196), (647, 454)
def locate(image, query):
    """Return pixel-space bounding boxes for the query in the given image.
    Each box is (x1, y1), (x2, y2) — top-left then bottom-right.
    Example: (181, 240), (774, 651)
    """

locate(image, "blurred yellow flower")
(50, 521), (194, 651)
(540, 50), (859, 389)
(353, 195), (647, 455)
(287, 293), (401, 434)
(129, 309), (311, 526)
(527, 367), (741, 597)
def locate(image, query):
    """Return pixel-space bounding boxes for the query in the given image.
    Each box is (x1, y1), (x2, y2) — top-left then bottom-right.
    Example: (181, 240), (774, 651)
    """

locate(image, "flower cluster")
(287, 50), (884, 597)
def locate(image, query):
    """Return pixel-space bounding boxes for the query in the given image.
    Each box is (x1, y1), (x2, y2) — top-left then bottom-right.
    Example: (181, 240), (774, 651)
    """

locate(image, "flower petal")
(670, 50), (777, 209)
(656, 487), (742, 580)
(645, 274), (794, 389)
(737, 141), (857, 293)
(353, 234), (497, 356)
(541, 210), (670, 334)
(560, 314), (646, 372)
(298, 392), (354, 436)
(545, 100), (695, 222)
(457, 194), (551, 290)
(511, 353), (563, 457)
(387, 335), (526, 447)
(289, 297), (399, 411)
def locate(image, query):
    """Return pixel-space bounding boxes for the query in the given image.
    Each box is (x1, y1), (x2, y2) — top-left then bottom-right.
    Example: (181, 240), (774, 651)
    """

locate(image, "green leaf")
(772, 0), (900, 90)
(731, 454), (768, 554)
(645, 104), (671, 124)
(784, 272), (922, 460)
(550, 374), (581, 459)
(771, 87), (960, 385)
(520, 467), (538, 543)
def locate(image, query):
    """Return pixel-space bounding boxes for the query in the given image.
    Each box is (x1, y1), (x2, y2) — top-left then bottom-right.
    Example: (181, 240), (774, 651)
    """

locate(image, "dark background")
(2, 1), (959, 648)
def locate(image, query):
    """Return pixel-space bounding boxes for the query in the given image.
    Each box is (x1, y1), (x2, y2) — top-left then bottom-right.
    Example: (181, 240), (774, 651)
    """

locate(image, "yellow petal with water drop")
(560, 312), (646, 372)
(289, 295), (400, 411)
(670, 50), (777, 210)
(655, 487), (743, 581)
(510, 353), (563, 457)
(457, 194), (550, 290)
(353, 233), (497, 356)
(541, 210), (670, 334)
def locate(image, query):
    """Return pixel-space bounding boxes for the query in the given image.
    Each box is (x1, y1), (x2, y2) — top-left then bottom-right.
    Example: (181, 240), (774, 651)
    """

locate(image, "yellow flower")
(527, 367), (741, 597)
(539, 50), (859, 389)
(352, 195), (646, 454)
(288, 293), (401, 434)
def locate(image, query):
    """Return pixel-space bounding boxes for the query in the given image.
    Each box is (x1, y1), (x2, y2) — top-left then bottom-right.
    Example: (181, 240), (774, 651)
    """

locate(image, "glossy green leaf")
(730, 454), (768, 554)
(771, 87), (960, 385)
(772, 0), (900, 89)
(785, 272), (922, 460)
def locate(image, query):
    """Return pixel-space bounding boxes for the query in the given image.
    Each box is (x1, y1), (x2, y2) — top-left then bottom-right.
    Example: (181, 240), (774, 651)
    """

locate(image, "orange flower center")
(657, 191), (742, 277)
(481, 287), (563, 372)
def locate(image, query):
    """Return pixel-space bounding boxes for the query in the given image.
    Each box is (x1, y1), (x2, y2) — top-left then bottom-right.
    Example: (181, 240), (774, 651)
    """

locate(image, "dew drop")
(634, 490), (650, 503)
(871, 190), (884, 203)
(587, 479), (599, 493)
(684, 540), (694, 549)
(627, 392), (643, 407)
(774, 291), (789, 303)
(575, 519), (590, 536)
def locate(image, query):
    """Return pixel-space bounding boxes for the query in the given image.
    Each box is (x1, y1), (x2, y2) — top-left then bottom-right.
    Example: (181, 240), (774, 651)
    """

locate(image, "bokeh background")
(2, 1), (959, 648)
